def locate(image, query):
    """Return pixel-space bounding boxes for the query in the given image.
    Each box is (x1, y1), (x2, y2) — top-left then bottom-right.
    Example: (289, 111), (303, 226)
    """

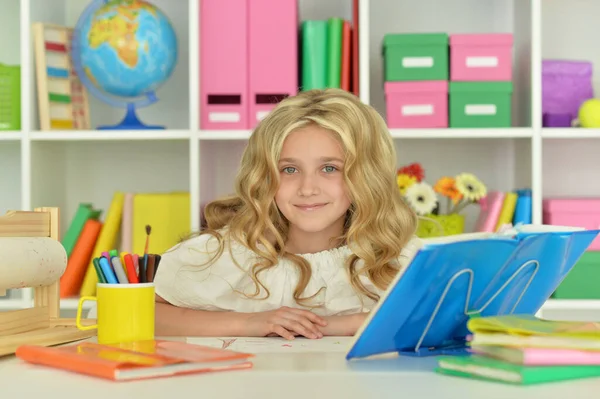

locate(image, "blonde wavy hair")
(191, 88), (417, 305)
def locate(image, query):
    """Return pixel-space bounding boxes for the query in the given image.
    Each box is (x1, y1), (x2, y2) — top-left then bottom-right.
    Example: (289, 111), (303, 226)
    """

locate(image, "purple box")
(542, 60), (594, 127)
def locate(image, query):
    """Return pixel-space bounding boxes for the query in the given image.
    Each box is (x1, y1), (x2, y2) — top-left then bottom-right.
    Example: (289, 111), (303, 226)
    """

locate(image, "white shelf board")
(197, 128), (534, 141)
(542, 128), (600, 139)
(0, 298), (94, 310)
(542, 299), (600, 311)
(4, 298), (600, 313)
(389, 128), (533, 139)
(0, 132), (22, 141)
(29, 130), (192, 141)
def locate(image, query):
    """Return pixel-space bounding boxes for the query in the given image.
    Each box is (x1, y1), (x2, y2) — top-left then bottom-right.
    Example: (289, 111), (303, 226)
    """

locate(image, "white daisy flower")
(404, 182), (438, 216)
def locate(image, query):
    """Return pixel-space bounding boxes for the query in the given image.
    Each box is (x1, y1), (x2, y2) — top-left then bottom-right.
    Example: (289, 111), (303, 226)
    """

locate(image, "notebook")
(344, 225), (600, 360)
(436, 355), (600, 385)
(469, 345), (600, 366)
(15, 340), (253, 381)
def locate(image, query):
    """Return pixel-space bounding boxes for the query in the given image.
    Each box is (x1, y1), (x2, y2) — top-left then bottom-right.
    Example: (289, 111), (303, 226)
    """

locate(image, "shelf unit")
(1, 0), (599, 319)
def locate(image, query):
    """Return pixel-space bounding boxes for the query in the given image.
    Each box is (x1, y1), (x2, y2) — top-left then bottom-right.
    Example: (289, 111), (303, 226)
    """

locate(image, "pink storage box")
(543, 198), (600, 250)
(200, 0), (248, 129)
(384, 81), (448, 128)
(449, 33), (513, 81)
(248, 0), (298, 128)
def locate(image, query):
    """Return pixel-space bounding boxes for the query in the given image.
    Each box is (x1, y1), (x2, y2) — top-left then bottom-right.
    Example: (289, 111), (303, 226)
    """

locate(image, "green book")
(301, 20), (328, 90)
(62, 203), (103, 258)
(436, 355), (600, 385)
(326, 17), (343, 88)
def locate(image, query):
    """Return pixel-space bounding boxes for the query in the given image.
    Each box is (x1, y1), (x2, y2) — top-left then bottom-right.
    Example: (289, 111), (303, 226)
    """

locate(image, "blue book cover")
(345, 226), (600, 360)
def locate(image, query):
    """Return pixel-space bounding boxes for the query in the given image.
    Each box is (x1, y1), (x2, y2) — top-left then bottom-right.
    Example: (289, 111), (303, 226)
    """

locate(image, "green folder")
(301, 20), (328, 90)
(326, 17), (343, 88)
(436, 355), (600, 385)
(62, 203), (103, 258)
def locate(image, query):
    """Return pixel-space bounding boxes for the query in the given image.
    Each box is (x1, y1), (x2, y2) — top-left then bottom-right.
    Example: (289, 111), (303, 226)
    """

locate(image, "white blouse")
(153, 231), (423, 316)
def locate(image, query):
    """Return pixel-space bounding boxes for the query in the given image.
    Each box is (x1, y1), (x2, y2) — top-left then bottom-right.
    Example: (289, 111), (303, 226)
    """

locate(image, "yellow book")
(468, 314), (600, 338)
(79, 192), (125, 296)
(132, 191), (191, 255)
(495, 191), (518, 231)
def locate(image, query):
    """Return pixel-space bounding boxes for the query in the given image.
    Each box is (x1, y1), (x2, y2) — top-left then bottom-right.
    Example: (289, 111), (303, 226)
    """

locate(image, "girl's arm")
(155, 294), (328, 339)
(155, 295), (251, 336)
(319, 313), (368, 336)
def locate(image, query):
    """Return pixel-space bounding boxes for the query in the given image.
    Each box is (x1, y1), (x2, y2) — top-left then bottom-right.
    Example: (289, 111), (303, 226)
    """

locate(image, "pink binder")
(200, 0), (248, 129)
(474, 191), (505, 232)
(248, 0), (298, 128)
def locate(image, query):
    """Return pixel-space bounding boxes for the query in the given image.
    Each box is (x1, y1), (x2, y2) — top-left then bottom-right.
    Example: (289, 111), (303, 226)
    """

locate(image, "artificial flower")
(434, 177), (463, 204)
(404, 182), (438, 215)
(455, 173), (487, 202)
(397, 163), (425, 182)
(397, 173), (417, 195)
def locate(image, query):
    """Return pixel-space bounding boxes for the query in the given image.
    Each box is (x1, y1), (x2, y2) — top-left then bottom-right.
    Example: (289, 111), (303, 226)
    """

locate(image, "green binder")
(326, 17), (343, 88)
(301, 20), (328, 90)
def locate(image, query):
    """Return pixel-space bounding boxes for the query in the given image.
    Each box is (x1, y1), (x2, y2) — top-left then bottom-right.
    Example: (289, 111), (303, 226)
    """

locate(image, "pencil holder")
(416, 214), (465, 238)
(75, 283), (155, 345)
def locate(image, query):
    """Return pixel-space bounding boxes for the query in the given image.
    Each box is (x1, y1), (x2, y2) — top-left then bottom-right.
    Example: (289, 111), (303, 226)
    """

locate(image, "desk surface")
(2, 336), (600, 399)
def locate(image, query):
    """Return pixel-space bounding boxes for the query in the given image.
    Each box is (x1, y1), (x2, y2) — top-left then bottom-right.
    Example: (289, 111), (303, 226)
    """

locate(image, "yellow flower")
(397, 174), (416, 194)
(455, 173), (487, 201)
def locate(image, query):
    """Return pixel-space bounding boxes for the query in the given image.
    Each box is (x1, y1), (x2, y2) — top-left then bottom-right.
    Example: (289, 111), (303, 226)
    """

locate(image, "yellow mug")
(76, 283), (155, 344)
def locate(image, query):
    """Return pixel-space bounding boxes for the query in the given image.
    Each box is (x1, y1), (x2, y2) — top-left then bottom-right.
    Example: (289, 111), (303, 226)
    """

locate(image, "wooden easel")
(0, 207), (95, 357)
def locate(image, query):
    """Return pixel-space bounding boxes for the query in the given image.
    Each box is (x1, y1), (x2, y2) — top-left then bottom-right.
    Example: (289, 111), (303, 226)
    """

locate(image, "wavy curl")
(188, 88), (417, 305)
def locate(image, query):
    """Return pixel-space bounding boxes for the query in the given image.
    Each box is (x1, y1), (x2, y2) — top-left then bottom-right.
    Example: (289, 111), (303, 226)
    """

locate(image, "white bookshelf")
(0, 0), (598, 320)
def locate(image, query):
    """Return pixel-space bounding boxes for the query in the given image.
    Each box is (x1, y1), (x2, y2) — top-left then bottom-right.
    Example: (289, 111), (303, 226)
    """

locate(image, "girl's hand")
(245, 306), (328, 340)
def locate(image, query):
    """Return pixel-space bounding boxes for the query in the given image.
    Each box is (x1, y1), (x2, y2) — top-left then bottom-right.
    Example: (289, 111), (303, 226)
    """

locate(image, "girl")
(154, 88), (422, 340)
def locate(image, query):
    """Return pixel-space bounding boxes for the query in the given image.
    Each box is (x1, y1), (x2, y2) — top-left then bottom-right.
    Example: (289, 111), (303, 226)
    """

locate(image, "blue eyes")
(281, 165), (338, 174)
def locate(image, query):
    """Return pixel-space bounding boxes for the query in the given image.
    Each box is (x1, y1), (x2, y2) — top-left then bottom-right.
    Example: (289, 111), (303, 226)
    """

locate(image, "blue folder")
(345, 227), (600, 360)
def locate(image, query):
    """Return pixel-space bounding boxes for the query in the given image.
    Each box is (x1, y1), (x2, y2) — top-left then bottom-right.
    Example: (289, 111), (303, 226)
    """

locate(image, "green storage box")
(449, 81), (512, 128)
(553, 251), (600, 299)
(0, 64), (20, 131)
(383, 33), (448, 81)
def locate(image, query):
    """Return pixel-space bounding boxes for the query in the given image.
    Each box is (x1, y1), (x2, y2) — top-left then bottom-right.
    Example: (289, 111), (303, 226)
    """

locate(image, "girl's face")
(275, 125), (351, 242)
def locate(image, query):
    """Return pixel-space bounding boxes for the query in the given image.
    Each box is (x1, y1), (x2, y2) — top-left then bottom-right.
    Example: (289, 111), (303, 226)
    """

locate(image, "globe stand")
(97, 103), (165, 130)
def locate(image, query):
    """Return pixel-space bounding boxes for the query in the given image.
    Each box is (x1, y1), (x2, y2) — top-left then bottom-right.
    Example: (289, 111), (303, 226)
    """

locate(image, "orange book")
(16, 340), (254, 382)
(340, 20), (351, 91)
(60, 219), (103, 298)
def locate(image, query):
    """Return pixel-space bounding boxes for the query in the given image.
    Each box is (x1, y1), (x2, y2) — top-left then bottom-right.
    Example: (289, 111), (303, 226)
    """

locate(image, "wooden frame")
(0, 207), (95, 357)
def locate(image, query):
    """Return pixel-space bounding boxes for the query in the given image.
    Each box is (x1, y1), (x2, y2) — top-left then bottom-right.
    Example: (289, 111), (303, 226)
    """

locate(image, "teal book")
(301, 20), (328, 90)
(436, 355), (600, 385)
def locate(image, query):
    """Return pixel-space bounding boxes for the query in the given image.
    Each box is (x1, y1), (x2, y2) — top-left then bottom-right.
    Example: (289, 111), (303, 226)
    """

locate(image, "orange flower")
(434, 177), (463, 204)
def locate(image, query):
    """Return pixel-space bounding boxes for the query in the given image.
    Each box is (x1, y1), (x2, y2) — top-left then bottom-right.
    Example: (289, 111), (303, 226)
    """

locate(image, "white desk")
(2, 336), (600, 399)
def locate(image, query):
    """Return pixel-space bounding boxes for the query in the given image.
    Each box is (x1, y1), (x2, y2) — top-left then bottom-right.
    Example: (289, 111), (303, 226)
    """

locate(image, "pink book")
(474, 191), (505, 232)
(200, 0), (248, 129)
(471, 345), (600, 366)
(248, 0), (298, 128)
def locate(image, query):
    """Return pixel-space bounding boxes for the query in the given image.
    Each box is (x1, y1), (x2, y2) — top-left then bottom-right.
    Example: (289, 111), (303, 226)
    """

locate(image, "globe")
(72, 0), (178, 130)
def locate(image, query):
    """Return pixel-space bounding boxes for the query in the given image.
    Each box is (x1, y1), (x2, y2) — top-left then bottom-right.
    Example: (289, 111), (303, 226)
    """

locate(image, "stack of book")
(436, 314), (600, 385)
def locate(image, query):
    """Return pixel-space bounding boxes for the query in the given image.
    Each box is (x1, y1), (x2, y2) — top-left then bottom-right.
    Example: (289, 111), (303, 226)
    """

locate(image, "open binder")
(345, 226), (600, 360)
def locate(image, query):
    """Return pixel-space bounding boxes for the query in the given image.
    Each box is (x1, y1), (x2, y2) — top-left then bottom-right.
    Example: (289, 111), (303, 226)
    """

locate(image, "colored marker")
(111, 256), (129, 284)
(93, 257), (107, 284)
(123, 253), (139, 283)
(98, 257), (118, 284)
